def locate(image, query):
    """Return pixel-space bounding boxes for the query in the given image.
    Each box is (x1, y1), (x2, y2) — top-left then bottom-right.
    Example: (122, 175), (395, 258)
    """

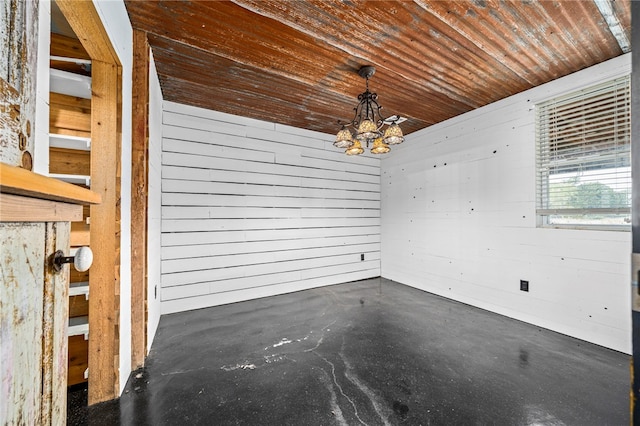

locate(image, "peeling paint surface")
(0, 221), (69, 425)
(41, 222), (70, 425)
(0, 0), (38, 167)
(0, 223), (45, 424)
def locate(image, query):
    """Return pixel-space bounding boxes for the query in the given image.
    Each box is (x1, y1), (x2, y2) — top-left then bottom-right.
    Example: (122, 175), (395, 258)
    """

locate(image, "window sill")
(538, 224), (630, 232)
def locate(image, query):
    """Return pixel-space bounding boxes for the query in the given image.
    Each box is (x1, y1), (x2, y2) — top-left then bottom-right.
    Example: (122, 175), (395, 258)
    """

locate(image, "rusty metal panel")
(124, 0), (631, 137)
(0, 222), (46, 425)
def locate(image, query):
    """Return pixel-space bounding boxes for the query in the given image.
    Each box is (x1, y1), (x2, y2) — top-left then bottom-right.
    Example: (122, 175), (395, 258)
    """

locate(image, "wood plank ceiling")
(124, 0), (630, 137)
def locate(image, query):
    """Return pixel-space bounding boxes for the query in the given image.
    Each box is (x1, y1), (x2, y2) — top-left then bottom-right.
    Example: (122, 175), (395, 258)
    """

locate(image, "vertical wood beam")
(131, 29), (150, 368)
(57, 0), (123, 405)
(88, 59), (120, 404)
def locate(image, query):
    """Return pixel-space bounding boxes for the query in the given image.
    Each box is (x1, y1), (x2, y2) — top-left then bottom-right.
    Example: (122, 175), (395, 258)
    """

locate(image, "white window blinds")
(535, 75), (631, 227)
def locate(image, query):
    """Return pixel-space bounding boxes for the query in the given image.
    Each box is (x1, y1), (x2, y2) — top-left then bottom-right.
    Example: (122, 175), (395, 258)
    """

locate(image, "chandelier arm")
(367, 95), (386, 129)
(357, 90), (368, 123)
(366, 91), (375, 122)
(350, 97), (365, 128)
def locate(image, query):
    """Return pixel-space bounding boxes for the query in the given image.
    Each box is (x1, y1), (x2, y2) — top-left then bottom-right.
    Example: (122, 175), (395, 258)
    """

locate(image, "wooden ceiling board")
(233, 1), (523, 97)
(124, 0), (630, 137)
(149, 33), (433, 134)
(611, 0), (632, 34)
(125, 1), (344, 85)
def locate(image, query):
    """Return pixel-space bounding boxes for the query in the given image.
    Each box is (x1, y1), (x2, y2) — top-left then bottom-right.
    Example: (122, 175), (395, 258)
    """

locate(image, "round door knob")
(53, 246), (93, 273)
(73, 246), (93, 272)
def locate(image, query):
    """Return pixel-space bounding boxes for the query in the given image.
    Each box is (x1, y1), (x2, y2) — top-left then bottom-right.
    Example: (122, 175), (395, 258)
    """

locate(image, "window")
(536, 76), (631, 228)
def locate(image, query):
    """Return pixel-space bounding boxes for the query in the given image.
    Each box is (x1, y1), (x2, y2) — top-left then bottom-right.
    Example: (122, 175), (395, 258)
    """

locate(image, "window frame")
(535, 75), (631, 231)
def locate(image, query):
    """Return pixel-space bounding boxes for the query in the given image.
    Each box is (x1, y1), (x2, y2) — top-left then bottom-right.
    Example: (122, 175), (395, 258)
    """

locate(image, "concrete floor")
(69, 278), (629, 425)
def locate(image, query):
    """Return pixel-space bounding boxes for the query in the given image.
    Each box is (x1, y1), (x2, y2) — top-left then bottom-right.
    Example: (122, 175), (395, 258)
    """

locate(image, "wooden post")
(56, 0), (122, 404)
(88, 59), (120, 403)
(131, 29), (150, 369)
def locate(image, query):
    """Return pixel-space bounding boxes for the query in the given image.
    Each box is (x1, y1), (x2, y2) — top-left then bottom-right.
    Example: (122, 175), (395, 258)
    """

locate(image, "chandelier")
(334, 65), (404, 155)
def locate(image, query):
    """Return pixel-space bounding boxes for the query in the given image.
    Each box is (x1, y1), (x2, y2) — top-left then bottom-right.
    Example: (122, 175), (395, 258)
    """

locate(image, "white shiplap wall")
(161, 101), (380, 314)
(381, 54), (632, 353)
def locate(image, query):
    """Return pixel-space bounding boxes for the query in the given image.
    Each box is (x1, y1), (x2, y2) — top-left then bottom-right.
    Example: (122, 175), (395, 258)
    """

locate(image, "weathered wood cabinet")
(2, 2), (101, 422)
(1, 217), (69, 424)
(0, 166), (100, 424)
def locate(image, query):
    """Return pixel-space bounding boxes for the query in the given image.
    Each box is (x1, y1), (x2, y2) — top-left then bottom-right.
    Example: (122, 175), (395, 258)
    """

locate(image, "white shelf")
(69, 281), (89, 299)
(49, 134), (91, 151)
(68, 316), (89, 339)
(50, 69), (91, 99)
(50, 55), (91, 66)
(49, 173), (90, 186)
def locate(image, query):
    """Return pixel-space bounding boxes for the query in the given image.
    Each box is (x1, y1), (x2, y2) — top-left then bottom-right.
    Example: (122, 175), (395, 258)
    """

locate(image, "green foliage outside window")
(550, 178), (629, 210)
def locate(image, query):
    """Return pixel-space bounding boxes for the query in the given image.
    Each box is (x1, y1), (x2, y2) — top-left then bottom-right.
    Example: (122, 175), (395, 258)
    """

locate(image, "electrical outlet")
(361, 253), (365, 261)
(520, 280), (529, 292)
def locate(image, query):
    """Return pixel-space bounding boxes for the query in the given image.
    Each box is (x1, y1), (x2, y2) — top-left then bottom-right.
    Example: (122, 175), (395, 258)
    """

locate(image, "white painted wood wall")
(146, 51), (162, 349)
(381, 54), (632, 354)
(160, 101), (381, 314)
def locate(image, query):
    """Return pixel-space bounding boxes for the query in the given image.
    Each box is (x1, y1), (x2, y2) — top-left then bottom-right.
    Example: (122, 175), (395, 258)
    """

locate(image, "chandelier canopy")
(334, 66), (404, 155)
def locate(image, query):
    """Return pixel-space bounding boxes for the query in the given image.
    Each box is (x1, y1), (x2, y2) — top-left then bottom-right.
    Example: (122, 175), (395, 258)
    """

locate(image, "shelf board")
(50, 68), (91, 99)
(69, 281), (89, 299)
(49, 173), (90, 186)
(50, 55), (91, 65)
(0, 163), (100, 205)
(50, 133), (91, 151)
(68, 316), (89, 338)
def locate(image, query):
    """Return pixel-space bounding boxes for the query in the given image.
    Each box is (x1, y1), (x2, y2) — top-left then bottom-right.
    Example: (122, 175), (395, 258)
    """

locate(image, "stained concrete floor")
(69, 278), (629, 425)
